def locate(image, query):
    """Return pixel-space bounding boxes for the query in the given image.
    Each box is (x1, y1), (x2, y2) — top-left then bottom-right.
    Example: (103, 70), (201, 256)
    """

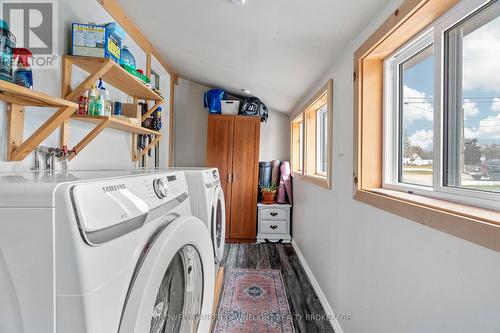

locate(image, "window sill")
(303, 174), (331, 189)
(354, 188), (500, 252)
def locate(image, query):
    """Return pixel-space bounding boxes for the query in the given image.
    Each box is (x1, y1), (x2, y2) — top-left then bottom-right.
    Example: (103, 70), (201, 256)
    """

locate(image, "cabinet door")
(206, 115), (234, 238)
(230, 117), (260, 239)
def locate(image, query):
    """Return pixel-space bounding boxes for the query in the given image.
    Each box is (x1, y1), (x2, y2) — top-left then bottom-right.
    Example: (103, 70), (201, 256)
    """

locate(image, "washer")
(179, 168), (226, 264)
(0, 170), (214, 333)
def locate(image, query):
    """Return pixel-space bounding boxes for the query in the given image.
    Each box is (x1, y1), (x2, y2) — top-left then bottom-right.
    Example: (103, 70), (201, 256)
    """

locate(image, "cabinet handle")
(232, 173), (236, 183)
(270, 212), (278, 217)
(227, 173), (231, 183)
(270, 225), (278, 230)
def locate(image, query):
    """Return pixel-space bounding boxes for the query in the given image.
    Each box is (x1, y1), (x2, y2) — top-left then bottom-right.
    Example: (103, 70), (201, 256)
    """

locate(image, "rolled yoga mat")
(277, 161), (293, 204)
(271, 160), (281, 186)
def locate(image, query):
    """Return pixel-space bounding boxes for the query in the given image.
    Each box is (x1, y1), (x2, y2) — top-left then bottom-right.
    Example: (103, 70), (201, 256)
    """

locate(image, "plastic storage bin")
(221, 100), (240, 115)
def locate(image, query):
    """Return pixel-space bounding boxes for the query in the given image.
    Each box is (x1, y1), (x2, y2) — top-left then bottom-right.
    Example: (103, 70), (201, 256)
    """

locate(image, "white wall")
(174, 78), (289, 167)
(0, 0), (171, 171)
(260, 110), (289, 162)
(290, 1), (500, 333)
(173, 79), (209, 167)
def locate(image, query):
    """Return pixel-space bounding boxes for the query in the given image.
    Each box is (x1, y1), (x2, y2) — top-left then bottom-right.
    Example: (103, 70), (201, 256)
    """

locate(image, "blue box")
(72, 23), (121, 63)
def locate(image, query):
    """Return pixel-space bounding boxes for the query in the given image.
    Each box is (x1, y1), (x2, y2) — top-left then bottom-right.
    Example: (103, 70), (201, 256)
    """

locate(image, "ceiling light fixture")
(231, 0), (247, 6)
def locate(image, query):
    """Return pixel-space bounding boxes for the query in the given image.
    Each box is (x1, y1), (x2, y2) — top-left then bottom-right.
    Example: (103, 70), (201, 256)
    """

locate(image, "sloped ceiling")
(117, 0), (391, 112)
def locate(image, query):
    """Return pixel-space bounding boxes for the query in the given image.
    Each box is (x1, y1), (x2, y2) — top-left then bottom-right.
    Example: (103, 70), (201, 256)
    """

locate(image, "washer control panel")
(153, 178), (168, 198)
(202, 168), (220, 187)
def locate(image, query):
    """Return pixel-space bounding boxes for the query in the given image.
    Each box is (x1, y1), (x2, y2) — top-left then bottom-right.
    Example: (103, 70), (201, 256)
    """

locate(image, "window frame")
(291, 79), (333, 189)
(291, 114), (304, 173)
(354, 0), (500, 253)
(383, 0), (500, 212)
(316, 104), (328, 176)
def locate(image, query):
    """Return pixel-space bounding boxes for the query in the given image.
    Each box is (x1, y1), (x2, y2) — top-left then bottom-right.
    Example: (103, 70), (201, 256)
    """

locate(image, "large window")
(291, 79), (333, 189)
(384, 0), (500, 211)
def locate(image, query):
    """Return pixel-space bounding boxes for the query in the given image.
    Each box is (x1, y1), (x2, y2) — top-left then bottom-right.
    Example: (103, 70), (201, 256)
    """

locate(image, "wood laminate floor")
(218, 243), (335, 333)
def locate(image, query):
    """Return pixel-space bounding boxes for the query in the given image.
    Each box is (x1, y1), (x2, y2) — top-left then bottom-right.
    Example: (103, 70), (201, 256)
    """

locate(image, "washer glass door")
(150, 245), (203, 333)
(211, 186), (225, 263)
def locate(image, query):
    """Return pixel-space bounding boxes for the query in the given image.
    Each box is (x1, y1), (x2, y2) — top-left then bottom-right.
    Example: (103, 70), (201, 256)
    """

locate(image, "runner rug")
(213, 269), (295, 333)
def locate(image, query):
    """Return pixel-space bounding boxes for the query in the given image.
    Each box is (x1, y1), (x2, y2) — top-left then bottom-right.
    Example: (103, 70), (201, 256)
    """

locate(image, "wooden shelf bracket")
(7, 103), (78, 161)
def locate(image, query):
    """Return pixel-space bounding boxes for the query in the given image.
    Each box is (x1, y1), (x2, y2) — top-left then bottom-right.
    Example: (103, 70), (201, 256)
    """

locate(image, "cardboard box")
(72, 23), (121, 63)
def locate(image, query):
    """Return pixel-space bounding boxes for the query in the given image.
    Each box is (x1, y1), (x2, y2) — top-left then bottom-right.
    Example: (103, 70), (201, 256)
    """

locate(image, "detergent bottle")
(13, 48), (32, 88)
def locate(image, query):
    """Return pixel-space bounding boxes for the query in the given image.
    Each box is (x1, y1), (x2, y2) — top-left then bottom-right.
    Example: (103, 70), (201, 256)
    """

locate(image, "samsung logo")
(102, 184), (126, 193)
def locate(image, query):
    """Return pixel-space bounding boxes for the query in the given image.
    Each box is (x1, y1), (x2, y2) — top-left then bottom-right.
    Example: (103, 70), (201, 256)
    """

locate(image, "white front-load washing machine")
(0, 170), (214, 333)
(179, 168), (226, 264)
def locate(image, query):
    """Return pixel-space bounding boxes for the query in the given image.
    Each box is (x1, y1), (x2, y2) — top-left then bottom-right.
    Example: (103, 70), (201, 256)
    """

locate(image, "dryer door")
(211, 185), (226, 264)
(119, 216), (214, 333)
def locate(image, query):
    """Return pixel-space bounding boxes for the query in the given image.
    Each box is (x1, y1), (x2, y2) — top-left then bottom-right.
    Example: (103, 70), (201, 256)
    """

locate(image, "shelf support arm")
(64, 60), (114, 101)
(141, 99), (164, 122)
(8, 104), (77, 161)
(68, 119), (110, 160)
(133, 134), (162, 162)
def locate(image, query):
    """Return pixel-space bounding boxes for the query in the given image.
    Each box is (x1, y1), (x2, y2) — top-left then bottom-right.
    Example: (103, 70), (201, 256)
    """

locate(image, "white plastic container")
(221, 100), (240, 115)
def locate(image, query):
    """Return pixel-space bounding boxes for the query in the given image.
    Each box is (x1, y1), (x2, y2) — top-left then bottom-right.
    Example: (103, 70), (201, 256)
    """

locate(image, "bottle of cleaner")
(88, 85), (97, 116)
(77, 91), (88, 115)
(96, 87), (105, 116)
(13, 48), (33, 89)
(104, 89), (112, 116)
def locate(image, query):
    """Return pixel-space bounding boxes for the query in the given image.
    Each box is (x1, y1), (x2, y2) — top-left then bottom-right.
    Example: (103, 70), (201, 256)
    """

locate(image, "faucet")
(33, 146), (77, 171)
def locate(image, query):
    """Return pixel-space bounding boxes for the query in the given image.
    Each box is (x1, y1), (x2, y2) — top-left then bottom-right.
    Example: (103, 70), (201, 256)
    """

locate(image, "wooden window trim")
(353, 0), (500, 252)
(291, 114), (304, 174)
(293, 80), (333, 189)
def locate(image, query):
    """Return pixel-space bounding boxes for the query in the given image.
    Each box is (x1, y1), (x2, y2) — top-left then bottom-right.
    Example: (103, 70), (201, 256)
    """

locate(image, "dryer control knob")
(153, 178), (168, 199)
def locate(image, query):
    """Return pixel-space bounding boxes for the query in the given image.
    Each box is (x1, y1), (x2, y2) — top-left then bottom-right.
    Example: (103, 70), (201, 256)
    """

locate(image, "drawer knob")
(270, 225), (278, 230)
(270, 212), (278, 217)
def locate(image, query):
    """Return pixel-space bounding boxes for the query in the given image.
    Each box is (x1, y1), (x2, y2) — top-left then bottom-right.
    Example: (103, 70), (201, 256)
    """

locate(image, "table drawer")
(260, 220), (288, 235)
(260, 208), (287, 221)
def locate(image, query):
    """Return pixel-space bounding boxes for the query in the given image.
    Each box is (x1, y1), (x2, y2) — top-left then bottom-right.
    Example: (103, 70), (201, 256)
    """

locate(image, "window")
(291, 114), (304, 173)
(317, 105), (328, 175)
(355, 0), (500, 252)
(291, 79), (333, 189)
(383, 0), (500, 211)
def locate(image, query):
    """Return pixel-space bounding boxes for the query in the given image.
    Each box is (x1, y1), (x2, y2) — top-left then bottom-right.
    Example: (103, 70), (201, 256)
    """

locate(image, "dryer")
(0, 170), (214, 333)
(180, 168), (226, 264)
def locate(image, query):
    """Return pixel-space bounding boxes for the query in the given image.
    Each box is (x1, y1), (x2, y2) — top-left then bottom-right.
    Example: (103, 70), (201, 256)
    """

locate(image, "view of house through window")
(445, 2), (500, 193)
(399, 45), (434, 187)
(384, 0), (500, 209)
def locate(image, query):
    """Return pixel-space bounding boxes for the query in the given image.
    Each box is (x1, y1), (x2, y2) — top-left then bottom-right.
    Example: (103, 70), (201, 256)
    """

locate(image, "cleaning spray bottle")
(104, 89), (112, 116)
(13, 48), (33, 89)
(88, 85), (97, 116)
(97, 87), (105, 116)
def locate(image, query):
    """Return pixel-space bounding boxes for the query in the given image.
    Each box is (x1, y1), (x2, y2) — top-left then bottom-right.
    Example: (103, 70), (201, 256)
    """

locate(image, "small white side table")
(257, 203), (292, 243)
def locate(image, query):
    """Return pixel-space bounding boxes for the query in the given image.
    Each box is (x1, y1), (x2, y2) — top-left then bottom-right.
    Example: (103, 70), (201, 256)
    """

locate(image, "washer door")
(211, 186), (226, 264)
(119, 216), (214, 333)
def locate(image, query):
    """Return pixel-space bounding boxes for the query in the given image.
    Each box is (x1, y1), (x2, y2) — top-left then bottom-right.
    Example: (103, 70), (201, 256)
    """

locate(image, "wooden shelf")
(68, 115), (161, 161)
(63, 55), (163, 102)
(71, 115), (161, 135)
(0, 80), (77, 108)
(60, 55), (165, 162)
(1, 80), (78, 161)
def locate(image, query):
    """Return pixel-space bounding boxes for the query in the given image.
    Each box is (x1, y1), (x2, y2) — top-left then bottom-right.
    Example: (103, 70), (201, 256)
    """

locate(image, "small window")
(317, 105), (328, 175)
(291, 114), (304, 173)
(292, 79), (333, 189)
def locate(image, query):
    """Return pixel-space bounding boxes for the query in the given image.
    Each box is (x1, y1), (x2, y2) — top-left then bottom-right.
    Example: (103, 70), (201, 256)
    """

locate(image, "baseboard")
(291, 239), (344, 333)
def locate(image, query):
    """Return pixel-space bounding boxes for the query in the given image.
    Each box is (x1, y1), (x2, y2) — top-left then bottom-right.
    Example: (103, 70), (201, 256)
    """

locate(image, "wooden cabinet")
(206, 115), (260, 242)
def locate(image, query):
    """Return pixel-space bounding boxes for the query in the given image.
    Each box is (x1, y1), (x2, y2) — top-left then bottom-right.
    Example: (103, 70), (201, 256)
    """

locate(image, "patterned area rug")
(214, 269), (295, 333)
